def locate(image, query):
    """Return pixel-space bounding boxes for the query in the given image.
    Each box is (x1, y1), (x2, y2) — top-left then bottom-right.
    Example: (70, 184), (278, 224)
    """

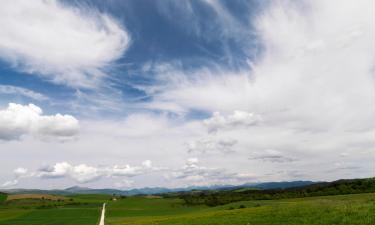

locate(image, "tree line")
(177, 178), (375, 206)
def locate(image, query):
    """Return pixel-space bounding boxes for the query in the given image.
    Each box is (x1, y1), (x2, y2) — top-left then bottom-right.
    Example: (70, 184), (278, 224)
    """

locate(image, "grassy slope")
(107, 193), (375, 225)
(0, 194), (105, 225)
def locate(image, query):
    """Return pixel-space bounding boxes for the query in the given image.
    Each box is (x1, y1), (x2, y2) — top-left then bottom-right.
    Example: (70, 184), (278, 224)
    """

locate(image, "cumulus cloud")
(0, 0), (130, 88)
(14, 167), (28, 178)
(0, 103), (79, 140)
(187, 138), (237, 154)
(34, 160), (159, 183)
(0, 85), (48, 101)
(38, 162), (101, 183)
(109, 160), (162, 177)
(203, 111), (261, 133)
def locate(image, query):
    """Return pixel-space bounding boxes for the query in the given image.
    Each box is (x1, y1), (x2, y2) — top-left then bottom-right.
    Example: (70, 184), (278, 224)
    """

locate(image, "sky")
(1, 0), (375, 190)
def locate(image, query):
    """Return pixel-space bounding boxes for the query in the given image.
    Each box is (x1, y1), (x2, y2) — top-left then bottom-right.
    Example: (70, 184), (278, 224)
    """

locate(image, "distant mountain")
(247, 181), (316, 190)
(0, 180), (316, 196)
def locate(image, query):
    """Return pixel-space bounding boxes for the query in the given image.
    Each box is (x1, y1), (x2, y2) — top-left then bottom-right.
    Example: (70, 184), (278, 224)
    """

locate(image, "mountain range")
(1, 181), (315, 196)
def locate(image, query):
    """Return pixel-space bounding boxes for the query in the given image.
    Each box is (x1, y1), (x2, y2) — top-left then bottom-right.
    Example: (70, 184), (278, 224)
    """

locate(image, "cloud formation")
(203, 111), (261, 133)
(3, 1), (375, 189)
(14, 167), (28, 178)
(35, 160), (159, 183)
(0, 103), (79, 140)
(0, 0), (130, 88)
(187, 138), (237, 154)
(166, 158), (256, 186)
(1, 179), (18, 188)
(0, 85), (48, 101)
(38, 162), (101, 183)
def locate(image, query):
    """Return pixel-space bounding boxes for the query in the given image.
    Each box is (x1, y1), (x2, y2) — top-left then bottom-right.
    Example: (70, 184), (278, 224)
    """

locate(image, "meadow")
(106, 193), (375, 225)
(1, 191), (375, 224)
(0, 193), (104, 225)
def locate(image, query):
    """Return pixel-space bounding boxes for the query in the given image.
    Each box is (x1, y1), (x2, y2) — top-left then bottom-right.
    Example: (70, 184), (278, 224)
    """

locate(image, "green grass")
(106, 197), (207, 224)
(0, 193), (7, 203)
(2, 192), (375, 224)
(0, 207), (101, 225)
(0, 194), (104, 225)
(106, 193), (375, 225)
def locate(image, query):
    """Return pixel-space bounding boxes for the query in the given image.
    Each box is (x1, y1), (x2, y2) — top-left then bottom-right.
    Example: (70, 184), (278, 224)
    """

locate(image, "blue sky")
(2, 0), (375, 189)
(0, 0), (263, 117)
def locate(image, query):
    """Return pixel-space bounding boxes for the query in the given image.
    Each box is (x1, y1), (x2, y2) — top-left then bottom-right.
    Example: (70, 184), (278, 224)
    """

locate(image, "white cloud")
(166, 158), (256, 186)
(0, 103), (79, 140)
(2, 179), (18, 188)
(35, 160), (160, 184)
(38, 162), (101, 183)
(148, 0), (375, 133)
(142, 160), (153, 168)
(187, 138), (237, 154)
(4, 1), (375, 188)
(109, 165), (144, 177)
(0, 0), (130, 88)
(0, 85), (48, 101)
(203, 111), (261, 133)
(122, 0), (375, 185)
(14, 167), (28, 178)
(109, 160), (161, 177)
(145, 0), (375, 156)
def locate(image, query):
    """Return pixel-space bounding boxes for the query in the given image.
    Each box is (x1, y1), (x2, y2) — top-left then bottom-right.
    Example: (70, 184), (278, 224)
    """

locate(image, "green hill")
(178, 177), (375, 206)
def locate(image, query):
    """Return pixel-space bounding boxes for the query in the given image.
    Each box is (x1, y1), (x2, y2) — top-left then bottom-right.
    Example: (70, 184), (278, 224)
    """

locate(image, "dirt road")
(99, 203), (106, 225)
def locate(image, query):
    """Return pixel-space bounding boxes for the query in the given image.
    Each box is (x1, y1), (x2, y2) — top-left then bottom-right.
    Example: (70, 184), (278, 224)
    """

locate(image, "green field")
(0, 193), (6, 204)
(0, 194), (104, 225)
(1, 192), (375, 224)
(106, 193), (375, 225)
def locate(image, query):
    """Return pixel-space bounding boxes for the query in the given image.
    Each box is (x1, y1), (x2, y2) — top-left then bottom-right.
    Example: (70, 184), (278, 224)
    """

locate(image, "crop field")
(1, 192), (375, 224)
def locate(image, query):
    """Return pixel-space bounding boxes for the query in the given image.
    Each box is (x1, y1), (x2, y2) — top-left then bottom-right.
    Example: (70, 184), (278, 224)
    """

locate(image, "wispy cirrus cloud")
(0, 0), (130, 88)
(0, 85), (48, 101)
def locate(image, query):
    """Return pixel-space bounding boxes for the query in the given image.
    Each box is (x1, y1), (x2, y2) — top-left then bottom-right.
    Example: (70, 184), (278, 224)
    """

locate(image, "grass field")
(106, 193), (375, 225)
(1, 192), (375, 224)
(0, 194), (104, 225)
(6, 194), (66, 201)
(0, 194), (6, 204)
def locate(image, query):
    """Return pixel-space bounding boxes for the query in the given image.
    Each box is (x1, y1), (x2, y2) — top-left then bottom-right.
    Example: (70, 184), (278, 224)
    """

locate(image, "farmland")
(0, 194), (103, 225)
(1, 184), (375, 224)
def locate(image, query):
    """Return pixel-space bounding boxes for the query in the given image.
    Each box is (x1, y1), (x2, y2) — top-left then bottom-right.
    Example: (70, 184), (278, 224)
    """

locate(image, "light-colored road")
(99, 203), (106, 225)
